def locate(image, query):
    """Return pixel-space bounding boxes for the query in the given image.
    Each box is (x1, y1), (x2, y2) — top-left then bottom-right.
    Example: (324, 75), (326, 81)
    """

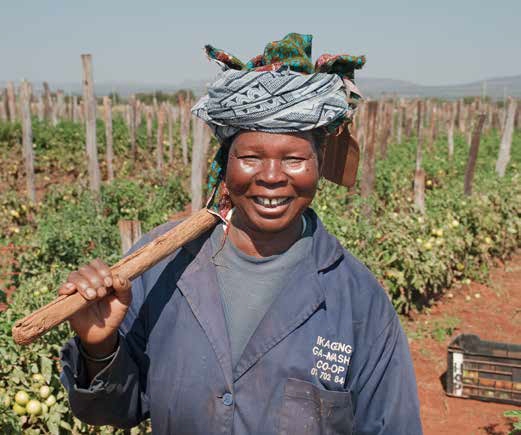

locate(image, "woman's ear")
(217, 181), (233, 220)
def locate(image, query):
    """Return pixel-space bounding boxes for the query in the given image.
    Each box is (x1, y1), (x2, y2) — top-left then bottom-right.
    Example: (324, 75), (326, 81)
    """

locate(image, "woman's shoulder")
(313, 220), (396, 330)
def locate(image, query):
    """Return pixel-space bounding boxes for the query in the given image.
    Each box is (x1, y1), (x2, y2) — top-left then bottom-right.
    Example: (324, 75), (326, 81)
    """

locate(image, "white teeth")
(254, 197), (290, 207)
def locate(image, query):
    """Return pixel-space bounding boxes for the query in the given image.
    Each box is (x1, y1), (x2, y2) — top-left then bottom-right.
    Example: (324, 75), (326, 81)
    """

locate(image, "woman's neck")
(228, 212), (303, 258)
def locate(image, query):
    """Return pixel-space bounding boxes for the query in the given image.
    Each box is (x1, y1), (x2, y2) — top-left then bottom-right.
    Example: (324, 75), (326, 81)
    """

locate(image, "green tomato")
(32, 373), (45, 384)
(41, 403), (49, 414)
(45, 395), (56, 407)
(12, 403), (26, 415)
(2, 394), (11, 407)
(39, 385), (51, 399)
(15, 390), (29, 406)
(26, 399), (42, 416)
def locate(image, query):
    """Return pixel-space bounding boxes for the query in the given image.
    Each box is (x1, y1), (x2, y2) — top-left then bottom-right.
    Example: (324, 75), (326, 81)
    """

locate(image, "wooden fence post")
(355, 101), (365, 147)
(156, 104), (165, 171)
(78, 99), (85, 123)
(167, 103), (174, 164)
(36, 94), (44, 121)
(179, 97), (190, 165)
(136, 100), (143, 129)
(128, 95), (137, 161)
(360, 101), (378, 215)
(56, 90), (65, 122)
(447, 102), (456, 161)
(118, 220), (142, 255)
(103, 96), (114, 182)
(43, 82), (52, 122)
(455, 99), (461, 132)
(496, 98), (517, 177)
(466, 103), (475, 145)
(125, 104), (131, 128)
(81, 54), (101, 196)
(20, 80), (36, 203)
(6, 81), (17, 122)
(379, 102), (392, 159)
(146, 106), (153, 151)
(428, 104), (437, 151)
(396, 102), (404, 144)
(414, 100), (425, 214)
(464, 114), (486, 196)
(0, 90), (7, 122)
(190, 117), (211, 212)
(71, 96), (78, 123)
(51, 95), (58, 126)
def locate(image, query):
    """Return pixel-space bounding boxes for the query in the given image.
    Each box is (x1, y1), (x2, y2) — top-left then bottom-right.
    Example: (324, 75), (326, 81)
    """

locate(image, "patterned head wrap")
(191, 33), (366, 216)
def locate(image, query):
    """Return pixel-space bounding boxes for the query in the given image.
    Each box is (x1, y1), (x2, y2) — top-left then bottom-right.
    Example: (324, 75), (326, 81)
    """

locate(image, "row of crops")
(0, 114), (520, 433)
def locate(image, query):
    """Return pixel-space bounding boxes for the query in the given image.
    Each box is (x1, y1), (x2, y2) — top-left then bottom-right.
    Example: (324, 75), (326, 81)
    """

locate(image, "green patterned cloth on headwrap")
(204, 32), (365, 78)
(192, 33), (365, 217)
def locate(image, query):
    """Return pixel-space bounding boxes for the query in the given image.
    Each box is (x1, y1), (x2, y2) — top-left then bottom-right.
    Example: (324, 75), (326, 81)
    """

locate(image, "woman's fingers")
(112, 274), (132, 306)
(58, 281), (76, 296)
(78, 264), (104, 290)
(61, 259), (129, 303)
(90, 258), (112, 288)
(67, 271), (98, 300)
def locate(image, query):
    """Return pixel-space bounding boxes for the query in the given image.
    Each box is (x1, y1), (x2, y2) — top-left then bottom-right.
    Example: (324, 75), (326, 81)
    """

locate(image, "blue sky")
(1, 0), (520, 86)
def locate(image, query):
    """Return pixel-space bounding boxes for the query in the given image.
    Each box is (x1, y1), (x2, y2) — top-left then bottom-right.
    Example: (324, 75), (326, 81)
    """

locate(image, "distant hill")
(357, 75), (521, 99)
(1, 74), (520, 100)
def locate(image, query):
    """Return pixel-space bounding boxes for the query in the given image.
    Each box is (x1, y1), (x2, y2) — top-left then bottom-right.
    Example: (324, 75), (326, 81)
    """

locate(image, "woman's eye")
(284, 157), (305, 165)
(239, 156), (261, 164)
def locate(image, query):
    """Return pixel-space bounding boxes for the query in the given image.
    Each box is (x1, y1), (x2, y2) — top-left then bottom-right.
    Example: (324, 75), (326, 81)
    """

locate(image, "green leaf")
(46, 420), (59, 435)
(40, 356), (53, 384)
(59, 420), (72, 430)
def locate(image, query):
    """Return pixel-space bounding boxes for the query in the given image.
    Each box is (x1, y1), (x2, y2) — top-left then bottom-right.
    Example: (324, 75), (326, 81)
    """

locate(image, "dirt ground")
(407, 252), (521, 435)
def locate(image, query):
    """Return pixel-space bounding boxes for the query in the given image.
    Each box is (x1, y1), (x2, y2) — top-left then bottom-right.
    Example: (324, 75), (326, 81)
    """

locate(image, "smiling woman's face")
(225, 130), (320, 234)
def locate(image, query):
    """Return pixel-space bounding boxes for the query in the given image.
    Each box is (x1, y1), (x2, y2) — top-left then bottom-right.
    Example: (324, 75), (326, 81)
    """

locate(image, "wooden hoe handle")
(12, 209), (220, 346)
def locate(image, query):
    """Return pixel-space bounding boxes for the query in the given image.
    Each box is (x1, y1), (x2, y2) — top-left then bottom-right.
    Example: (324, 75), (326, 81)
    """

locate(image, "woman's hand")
(58, 258), (132, 357)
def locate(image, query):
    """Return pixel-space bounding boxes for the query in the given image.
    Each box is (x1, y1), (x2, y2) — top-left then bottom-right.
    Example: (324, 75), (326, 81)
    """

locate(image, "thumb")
(111, 274), (132, 306)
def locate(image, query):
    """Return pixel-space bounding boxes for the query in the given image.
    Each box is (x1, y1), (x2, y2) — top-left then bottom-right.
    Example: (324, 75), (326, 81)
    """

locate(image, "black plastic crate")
(446, 334), (521, 405)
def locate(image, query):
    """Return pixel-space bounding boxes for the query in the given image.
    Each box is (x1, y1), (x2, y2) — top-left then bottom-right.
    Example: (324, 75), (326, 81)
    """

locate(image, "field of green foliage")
(0, 113), (519, 433)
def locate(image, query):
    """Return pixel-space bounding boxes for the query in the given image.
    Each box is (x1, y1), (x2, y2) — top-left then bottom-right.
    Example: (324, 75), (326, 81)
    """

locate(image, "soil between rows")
(407, 252), (521, 434)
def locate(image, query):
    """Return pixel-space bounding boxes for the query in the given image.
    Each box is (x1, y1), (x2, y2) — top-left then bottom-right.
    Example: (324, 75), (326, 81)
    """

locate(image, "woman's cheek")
(225, 158), (256, 195)
(286, 161), (320, 191)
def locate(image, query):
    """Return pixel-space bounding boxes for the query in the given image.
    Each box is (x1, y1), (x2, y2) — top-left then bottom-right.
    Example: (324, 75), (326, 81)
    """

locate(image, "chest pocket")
(278, 378), (354, 435)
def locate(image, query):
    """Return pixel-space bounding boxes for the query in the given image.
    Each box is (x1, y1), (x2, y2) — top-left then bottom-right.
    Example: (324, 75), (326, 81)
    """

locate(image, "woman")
(59, 34), (422, 434)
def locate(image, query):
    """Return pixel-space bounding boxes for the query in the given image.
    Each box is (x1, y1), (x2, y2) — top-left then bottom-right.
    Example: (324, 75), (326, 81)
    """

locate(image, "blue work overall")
(61, 209), (423, 435)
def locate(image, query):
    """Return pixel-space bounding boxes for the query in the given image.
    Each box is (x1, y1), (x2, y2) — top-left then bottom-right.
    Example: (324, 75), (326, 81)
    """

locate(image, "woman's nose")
(257, 159), (287, 184)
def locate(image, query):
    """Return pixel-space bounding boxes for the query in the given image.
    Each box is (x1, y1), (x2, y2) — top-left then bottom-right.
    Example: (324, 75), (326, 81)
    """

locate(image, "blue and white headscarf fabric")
(191, 66), (358, 142)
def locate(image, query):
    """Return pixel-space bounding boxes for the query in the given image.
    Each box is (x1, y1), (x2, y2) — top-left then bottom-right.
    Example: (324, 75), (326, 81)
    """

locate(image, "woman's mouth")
(252, 196), (292, 208)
